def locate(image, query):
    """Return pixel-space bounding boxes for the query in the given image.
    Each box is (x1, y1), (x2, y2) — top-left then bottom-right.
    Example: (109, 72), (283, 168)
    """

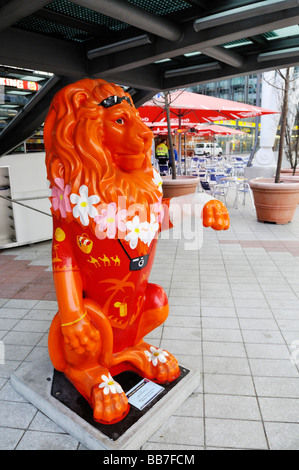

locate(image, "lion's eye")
(116, 118), (125, 125)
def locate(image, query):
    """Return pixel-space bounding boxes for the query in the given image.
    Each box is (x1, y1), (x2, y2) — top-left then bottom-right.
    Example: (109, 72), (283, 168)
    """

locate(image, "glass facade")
(187, 67), (299, 155)
(187, 74), (263, 155)
(190, 74), (259, 106)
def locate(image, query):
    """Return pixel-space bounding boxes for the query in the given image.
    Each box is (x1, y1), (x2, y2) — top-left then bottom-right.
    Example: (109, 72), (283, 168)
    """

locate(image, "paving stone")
(3, 299), (38, 309)
(0, 427), (24, 450)
(259, 397), (299, 422)
(0, 401), (37, 428)
(15, 430), (79, 450)
(249, 358), (299, 378)
(254, 377), (299, 398)
(203, 356), (251, 376)
(205, 418), (268, 449)
(205, 394), (261, 420)
(148, 416), (204, 447)
(203, 341), (247, 358)
(265, 422), (299, 450)
(204, 373), (255, 396)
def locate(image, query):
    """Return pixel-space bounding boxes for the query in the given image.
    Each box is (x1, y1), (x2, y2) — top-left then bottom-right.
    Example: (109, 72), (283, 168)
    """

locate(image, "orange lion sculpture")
(44, 79), (229, 425)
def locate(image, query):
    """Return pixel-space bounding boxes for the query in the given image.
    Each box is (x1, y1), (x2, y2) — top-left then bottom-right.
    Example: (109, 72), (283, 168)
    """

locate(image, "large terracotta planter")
(280, 175), (299, 183)
(162, 175), (200, 198)
(249, 177), (299, 224)
(281, 168), (299, 176)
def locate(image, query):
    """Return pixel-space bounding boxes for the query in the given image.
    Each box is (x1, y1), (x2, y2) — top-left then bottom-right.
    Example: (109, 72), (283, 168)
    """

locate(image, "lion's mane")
(44, 78), (161, 232)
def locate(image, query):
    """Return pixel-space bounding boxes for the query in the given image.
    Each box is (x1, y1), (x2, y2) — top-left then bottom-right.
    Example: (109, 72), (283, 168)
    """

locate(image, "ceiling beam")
(204, 0), (264, 12)
(185, 0), (208, 8)
(0, 0), (52, 32)
(89, 6), (299, 76)
(249, 35), (268, 49)
(163, 48), (299, 90)
(201, 45), (245, 68)
(104, 65), (162, 91)
(0, 27), (87, 77)
(257, 46), (299, 62)
(72, 0), (183, 42)
(35, 7), (102, 36)
(255, 35), (299, 54)
(193, 0), (298, 31)
(87, 34), (154, 60)
(131, 89), (156, 107)
(164, 61), (222, 79)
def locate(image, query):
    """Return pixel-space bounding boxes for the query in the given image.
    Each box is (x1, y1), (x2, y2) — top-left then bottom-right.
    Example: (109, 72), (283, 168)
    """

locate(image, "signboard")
(0, 77), (40, 91)
(126, 378), (164, 410)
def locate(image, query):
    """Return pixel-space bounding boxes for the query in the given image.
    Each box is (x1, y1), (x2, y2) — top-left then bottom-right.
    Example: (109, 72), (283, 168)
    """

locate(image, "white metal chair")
(200, 178), (229, 205)
(237, 180), (255, 207)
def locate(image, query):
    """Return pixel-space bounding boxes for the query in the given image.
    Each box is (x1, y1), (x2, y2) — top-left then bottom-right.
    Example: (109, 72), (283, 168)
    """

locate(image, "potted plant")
(250, 68), (299, 224)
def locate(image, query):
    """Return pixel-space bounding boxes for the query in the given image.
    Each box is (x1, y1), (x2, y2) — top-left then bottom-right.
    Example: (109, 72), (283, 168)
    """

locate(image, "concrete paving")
(1, 190), (299, 450)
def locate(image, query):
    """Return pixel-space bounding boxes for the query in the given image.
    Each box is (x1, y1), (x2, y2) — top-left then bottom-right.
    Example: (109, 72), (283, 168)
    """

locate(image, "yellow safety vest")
(156, 143), (168, 157)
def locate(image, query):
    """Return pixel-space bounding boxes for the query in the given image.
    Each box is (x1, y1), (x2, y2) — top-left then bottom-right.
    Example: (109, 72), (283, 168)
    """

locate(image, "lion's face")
(45, 79), (161, 233)
(100, 100), (153, 172)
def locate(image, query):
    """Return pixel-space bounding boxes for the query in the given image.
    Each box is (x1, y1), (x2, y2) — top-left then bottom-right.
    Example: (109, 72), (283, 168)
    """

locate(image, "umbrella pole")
(165, 92), (176, 180)
(184, 133), (187, 175)
(178, 114), (182, 175)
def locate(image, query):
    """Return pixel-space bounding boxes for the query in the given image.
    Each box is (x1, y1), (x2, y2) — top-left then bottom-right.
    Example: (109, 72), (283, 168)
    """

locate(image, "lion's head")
(44, 79), (162, 234)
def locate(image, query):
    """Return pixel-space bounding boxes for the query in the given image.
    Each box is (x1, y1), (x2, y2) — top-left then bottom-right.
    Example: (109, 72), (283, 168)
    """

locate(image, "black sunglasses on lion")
(98, 95), (133, 108)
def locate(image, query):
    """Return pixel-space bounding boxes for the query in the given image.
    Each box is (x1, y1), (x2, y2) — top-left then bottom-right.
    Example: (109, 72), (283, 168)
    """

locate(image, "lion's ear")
(50, 157), (65, 181)
(72, 91), (88, 109)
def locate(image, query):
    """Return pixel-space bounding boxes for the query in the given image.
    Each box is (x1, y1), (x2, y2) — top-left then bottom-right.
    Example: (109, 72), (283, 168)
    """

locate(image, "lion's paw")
(91, 372), (129, 424)
(143, 345), (180, 383)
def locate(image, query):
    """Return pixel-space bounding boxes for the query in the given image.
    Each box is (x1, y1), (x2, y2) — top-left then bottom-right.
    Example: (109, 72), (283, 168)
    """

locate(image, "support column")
(254, 70), (281, 167)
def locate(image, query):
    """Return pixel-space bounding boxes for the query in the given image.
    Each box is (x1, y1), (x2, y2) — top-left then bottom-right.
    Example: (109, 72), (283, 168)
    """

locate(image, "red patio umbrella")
(139, 90), (276, 177)
(196, 124), (246, 136)
(152, 127), (172, 135)
(138, 90), (276, 125)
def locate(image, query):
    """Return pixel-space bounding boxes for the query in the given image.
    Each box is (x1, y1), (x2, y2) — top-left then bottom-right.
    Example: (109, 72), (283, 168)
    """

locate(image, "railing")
(0, 194), (51, 217)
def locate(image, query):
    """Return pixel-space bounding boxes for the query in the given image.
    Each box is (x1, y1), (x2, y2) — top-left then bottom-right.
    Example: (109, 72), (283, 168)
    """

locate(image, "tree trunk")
(275, 68), (290, 183)
(293, 110), (299, 175)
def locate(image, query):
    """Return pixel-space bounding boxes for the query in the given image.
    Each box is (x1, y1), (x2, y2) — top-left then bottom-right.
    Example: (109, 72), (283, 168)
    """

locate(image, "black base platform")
(11, 358), (200, 450)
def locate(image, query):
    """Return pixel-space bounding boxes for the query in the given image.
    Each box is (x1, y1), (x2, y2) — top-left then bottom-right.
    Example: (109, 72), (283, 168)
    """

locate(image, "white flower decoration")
(145, 346), (169, 367)
(125, 215), (144, 249)
(98, 373), (124, 395)
(70, 185), (100, 226)
(141, 214), (159, 246)
(152, 168), (163, 193)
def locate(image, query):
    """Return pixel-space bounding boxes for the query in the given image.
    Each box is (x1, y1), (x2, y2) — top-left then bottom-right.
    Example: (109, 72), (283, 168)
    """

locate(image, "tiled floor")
(1, 190), (299, 450)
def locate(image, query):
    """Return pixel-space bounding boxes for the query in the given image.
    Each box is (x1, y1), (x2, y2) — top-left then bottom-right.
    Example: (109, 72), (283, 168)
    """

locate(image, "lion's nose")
(136, 121), (153, 151)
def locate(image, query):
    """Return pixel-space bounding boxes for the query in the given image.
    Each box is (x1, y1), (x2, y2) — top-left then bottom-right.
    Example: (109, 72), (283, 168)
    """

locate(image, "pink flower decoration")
(51, 177), (71, 218)
(95, 202), (127, 239)
(153, 197), (165, 223)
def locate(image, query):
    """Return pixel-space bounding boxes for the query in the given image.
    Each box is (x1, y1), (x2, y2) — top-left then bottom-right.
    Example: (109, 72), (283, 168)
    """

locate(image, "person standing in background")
(155, 139), (169, 165)
(169, 143), (178, 168)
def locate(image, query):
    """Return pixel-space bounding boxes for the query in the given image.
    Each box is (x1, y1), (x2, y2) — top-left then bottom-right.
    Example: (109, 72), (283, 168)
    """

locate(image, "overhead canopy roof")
(1, 0), (299, 155)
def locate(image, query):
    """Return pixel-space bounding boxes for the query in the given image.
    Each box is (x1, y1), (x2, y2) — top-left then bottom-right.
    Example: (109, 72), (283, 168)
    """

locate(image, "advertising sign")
(0, 77), (40, 91)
